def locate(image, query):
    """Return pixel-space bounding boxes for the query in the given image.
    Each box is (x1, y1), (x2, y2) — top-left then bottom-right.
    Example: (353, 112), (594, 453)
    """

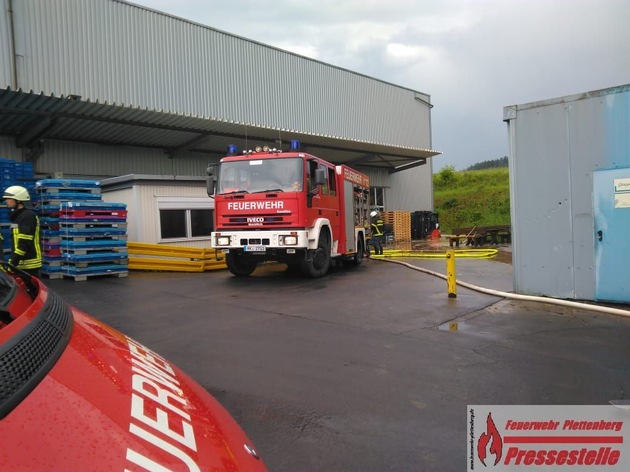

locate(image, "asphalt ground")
(44, 248), (630, 471)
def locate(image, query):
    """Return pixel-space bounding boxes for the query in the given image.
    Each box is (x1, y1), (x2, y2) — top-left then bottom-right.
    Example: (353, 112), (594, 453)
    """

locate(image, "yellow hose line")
(370, 248), (498, 259)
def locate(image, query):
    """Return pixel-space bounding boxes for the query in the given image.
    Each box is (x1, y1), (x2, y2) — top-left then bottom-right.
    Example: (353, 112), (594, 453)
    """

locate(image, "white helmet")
(370, 210), (378, 217)
(3, 185), (30, 201)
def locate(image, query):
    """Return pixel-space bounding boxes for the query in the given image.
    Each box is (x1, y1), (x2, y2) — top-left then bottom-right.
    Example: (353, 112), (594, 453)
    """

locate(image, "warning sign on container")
(614, 178), (630, 208)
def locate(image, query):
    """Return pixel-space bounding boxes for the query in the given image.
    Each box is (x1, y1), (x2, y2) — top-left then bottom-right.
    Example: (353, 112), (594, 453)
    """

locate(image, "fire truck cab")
(208, 142), (370, 277)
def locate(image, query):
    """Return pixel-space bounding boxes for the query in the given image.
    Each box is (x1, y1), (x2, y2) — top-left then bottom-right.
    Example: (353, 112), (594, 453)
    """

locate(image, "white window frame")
(155, 196), (214, 243)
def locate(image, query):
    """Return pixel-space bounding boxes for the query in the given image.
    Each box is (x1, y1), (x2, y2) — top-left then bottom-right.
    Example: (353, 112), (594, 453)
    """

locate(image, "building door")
(593, 168), (630, 302)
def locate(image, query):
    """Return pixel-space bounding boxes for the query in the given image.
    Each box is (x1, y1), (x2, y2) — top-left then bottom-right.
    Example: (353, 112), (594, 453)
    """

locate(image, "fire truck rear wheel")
(226, 252), (258, 276)
(300, 236), (331, 278)
(352, 237), (364, 265)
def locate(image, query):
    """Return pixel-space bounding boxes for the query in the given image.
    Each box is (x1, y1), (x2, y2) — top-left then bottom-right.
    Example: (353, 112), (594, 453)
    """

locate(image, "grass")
(433, 167), (510, 234)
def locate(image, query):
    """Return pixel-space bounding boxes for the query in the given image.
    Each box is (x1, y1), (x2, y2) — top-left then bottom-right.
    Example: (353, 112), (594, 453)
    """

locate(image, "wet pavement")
(44, 247), (630, 471)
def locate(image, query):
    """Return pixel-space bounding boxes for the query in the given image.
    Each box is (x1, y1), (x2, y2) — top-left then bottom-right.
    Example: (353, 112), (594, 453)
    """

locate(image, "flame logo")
(477, 413), (503, 466)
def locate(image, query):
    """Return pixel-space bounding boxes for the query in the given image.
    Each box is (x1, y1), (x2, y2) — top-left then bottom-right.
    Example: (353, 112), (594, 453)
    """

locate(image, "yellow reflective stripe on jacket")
(11, 215), (42, 268)
(371, 218), (384, 236)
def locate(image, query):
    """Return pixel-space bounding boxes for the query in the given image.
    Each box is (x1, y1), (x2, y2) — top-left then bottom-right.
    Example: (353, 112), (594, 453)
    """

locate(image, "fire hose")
(370, 249), (630, 319)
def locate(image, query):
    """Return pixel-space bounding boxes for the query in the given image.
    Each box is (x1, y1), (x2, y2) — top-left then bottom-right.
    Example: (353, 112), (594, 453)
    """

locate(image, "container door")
(593, 168), (630, 302)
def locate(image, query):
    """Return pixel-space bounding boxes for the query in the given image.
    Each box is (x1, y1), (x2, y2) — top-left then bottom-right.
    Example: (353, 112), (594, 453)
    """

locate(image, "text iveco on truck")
(207, 141), (370, 277)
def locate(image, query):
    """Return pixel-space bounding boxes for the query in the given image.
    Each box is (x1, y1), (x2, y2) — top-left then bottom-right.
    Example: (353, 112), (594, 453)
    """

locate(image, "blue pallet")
(36, 192), (102, 201)
(36, 179), (100, 189)
(61, 239), (127, 249)
(41, 229), (61, 238)
(39, 217), (60, 226)
(60, 201), (126, 210)
(59, 216), (127, 224)
(60, 227), (127, 236)
(39, 204), (61, 212)
(62, 252), (129, 262)
(61, 264), (128, 275)
(60, 221), (127, 229)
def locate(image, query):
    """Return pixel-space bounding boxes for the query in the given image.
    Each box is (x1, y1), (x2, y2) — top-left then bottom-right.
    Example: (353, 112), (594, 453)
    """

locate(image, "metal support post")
(446, 249), (457, 298)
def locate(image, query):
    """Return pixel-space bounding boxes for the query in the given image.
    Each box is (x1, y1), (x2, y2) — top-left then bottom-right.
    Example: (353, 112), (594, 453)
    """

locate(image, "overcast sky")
(130, 0), (630, 171)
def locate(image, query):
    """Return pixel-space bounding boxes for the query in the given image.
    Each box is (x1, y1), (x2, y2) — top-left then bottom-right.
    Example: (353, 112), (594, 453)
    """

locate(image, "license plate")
(244, 245), (266, 252)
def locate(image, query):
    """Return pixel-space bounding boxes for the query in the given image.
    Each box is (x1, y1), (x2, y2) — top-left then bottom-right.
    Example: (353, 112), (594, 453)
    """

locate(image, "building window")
(160, 209), (187, 239)
(370, 187), (385, 210)
(156, 197), (214, 242)
(191, 209), (213, 237)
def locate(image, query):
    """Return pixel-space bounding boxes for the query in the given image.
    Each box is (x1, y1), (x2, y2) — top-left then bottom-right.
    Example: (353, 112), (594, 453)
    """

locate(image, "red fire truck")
(208, 141), (370, 277)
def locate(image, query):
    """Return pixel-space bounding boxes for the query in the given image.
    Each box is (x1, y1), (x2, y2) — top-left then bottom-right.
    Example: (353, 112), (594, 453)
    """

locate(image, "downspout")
(8, 0), (18, 89)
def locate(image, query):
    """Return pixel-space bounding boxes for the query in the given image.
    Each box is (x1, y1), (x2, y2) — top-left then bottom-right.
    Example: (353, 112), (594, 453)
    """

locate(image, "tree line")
(465, 156), (508, 171)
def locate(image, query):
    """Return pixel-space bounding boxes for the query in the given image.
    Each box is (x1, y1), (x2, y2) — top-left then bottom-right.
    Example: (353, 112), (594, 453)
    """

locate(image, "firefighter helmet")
(3, 185), (31, 201)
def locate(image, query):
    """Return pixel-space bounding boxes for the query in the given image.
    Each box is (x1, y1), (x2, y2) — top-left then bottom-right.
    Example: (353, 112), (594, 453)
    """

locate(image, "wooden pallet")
(382, 211), (411, 242)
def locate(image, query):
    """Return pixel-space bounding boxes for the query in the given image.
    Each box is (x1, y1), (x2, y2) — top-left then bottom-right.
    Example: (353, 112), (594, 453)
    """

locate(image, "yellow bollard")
(446, 249), (457, 298)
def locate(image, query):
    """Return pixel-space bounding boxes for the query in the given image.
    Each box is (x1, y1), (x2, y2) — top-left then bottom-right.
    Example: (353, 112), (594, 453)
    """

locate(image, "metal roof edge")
(100, 174), (206, 189)
(503, 83), (630, 117)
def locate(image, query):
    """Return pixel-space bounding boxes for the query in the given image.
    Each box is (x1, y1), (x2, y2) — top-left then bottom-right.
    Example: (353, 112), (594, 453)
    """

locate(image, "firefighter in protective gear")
(3, 185), (42, 276)
(369, 210), (384, 255)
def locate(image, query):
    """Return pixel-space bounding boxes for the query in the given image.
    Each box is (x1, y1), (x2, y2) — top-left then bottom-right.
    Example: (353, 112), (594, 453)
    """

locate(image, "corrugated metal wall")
(505, 84), (630, 300)
(37, 140), (218, 178)
(362, 165), (434, 212)
(1, 0), (436, 214)
(0, 136), (23, 159)
(9, 0), (431, 149)
(0, 1), (12, 87)
(386, 166), (434, 211)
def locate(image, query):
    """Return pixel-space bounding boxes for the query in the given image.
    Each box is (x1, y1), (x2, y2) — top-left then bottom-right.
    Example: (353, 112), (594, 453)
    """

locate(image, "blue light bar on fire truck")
(226, 144), (238, 156)
(290, 140), (300, 151)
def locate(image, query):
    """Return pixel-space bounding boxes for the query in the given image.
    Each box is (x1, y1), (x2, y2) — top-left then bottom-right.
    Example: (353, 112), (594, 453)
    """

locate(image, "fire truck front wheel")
(226, 251), (258, 276)
(300, 234), (331, 278)
(352, 236), (365, 266)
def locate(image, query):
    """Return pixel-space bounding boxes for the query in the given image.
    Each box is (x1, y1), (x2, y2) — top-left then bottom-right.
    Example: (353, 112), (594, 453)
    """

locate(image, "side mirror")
(314, 168), (326, 186)
(206, 164), (217, 197)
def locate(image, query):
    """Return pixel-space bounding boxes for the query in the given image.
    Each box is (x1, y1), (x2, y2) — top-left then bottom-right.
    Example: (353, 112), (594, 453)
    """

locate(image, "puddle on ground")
(437, 321), (469, 332)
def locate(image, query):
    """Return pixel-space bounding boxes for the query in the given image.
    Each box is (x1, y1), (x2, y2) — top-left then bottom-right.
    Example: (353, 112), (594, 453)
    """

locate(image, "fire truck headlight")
(281, 235), (298, 245)
(216, 236), (231, 246)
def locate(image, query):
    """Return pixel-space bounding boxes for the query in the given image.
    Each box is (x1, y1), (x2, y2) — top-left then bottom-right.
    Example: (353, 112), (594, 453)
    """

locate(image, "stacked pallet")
(0, 158), (35, 259)
(59, 201), (128, 280)
(382, 211), (412, 242)
(37, 179), (102, 275)
(36, 179), (129, 281)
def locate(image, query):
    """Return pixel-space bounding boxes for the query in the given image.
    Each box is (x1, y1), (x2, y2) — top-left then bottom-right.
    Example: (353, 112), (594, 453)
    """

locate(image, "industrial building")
(0, 0), (440, 236)
(504, 83), (630, 303)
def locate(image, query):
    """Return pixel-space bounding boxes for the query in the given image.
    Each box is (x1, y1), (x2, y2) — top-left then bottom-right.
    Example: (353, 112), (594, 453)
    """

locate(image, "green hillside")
(433, 167), (510, 234)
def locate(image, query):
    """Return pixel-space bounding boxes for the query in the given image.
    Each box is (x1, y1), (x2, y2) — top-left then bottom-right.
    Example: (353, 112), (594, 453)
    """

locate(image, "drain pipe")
(380, 258), (630, 319)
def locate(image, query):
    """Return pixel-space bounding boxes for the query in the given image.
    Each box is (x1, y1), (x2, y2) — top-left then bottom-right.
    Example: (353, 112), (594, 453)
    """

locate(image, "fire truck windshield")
(218, 157), (304, 194)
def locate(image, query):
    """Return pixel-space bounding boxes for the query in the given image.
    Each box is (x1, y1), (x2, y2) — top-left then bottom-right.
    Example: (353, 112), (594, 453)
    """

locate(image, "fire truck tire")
(352, 237), (364, 266)
(226, 252), (257, 276)
(300, 236), (331, 278)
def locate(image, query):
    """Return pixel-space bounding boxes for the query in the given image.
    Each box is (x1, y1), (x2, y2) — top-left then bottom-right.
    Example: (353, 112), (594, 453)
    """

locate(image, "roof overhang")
(0, 87), (441, 173)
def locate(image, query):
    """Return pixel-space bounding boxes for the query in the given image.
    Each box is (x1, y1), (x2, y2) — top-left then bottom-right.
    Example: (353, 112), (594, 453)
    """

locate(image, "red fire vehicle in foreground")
(208, 141), (371, 277)
(0, 266), (267, 471)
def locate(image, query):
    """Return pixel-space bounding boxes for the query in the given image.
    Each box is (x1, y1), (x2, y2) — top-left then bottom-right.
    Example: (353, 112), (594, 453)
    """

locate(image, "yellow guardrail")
(126, 242), (226, 272)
